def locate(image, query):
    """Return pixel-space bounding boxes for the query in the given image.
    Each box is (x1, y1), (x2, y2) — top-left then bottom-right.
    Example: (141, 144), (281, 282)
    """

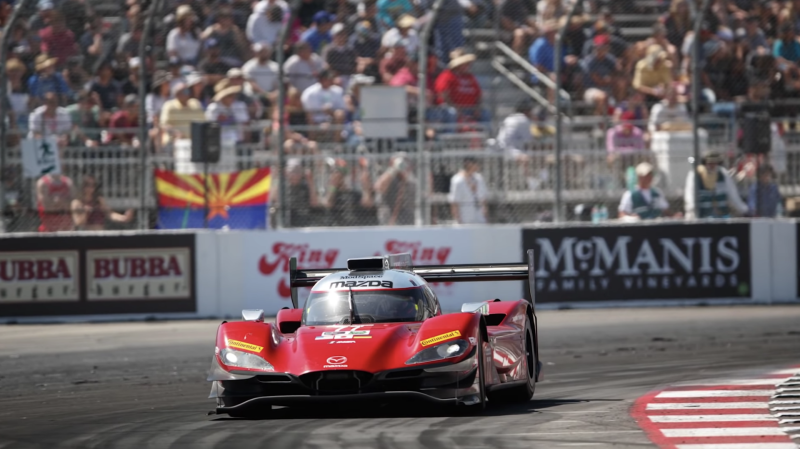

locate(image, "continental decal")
(420, 330), (461, 347)
(227, 339), (263, 353)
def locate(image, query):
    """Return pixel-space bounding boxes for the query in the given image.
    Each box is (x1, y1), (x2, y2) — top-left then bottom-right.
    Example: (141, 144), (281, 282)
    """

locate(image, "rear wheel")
(488, 318), (536, 403)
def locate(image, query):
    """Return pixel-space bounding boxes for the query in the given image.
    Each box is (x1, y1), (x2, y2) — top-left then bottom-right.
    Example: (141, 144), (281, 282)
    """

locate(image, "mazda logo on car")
(326, 356), (347, 364)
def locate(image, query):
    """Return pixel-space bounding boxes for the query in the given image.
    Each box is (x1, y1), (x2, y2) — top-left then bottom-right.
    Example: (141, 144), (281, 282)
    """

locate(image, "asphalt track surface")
(1, 306), (799, 449)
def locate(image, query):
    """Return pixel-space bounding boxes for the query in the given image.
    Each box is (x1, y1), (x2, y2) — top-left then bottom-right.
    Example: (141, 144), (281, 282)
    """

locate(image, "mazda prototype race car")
(208, 252), (542, 417)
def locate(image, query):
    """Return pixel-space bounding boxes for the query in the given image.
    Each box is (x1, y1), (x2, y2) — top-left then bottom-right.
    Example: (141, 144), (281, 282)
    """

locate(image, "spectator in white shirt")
(246, 0), (287, 47)
(448, 157), (489, 224)
(301, 69), (346, 125)
(648, 84), (690, 133)
(381, 15), (419, 56)
(497, 100), (534, 153)
(284, 41), (326, 93)
(242, 42), (280, 99)
(29, 91), (71, 147)
(166, 5), (201, 65)
(206, 86), (250, 144)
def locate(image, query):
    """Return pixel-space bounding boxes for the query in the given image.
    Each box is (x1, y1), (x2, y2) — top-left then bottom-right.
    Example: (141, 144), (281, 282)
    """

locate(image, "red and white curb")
(631, 366), (800, 449)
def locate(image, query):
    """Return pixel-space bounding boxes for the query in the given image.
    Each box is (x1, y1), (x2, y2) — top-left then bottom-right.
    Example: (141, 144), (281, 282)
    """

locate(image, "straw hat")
(35, 54), (58, 71)
(448, 53), (476, 69)
(646, 44), (667, 60)
(176, 5), (195, 21)
(635, 162), (654, 177)
(397, 14), (416, 28)
(214, 77), (230, 93)
(213, 85), (241, 102)
(6, 58), (26, 73)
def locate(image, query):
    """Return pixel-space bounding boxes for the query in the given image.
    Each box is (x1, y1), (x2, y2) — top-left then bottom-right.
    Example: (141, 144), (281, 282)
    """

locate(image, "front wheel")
(488, 318), (536, 403)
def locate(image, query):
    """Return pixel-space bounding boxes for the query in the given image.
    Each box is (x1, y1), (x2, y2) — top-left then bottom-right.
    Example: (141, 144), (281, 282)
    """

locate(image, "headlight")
(219, 348), (274, 371)
(406, 339), (470, 365)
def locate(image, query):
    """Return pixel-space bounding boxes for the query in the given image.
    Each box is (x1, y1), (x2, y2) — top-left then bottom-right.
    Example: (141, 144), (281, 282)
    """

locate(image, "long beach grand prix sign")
(523, 223), (751, 302)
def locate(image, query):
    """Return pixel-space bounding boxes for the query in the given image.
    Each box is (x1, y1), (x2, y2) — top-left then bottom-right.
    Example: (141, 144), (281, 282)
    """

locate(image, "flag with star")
(154, 167), (270, 229)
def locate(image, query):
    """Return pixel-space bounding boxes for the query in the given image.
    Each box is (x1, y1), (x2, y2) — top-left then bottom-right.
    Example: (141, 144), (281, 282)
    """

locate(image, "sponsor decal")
(420, 330), (462, 347)
(329, 280), (393, 289)
(329, 340), (356, 344)
(227, 339), (264, 353)
(87, 248), (191, 300)
(258, 243), (339, 299)
(523, 224), (751, 302)
(468, 337), (477, 345)
(0, 251), (79, 302)
(316, 325), (373, 340)
(324, 355), (348, 368)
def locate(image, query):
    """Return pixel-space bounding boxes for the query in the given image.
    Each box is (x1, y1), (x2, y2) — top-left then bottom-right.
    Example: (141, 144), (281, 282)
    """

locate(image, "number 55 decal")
(315, 325), (373, 340)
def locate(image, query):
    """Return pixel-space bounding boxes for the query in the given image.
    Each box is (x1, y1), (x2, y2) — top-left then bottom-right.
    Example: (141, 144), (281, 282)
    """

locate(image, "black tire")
(488, 318), (536, 403)
(220, 396), (272, 419)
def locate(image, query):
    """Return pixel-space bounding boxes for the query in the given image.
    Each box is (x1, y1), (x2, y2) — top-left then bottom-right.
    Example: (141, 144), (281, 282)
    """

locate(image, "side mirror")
(461, 302), (489, 314)
(276, 308), (303, 334)
(242, 309), (265, 322)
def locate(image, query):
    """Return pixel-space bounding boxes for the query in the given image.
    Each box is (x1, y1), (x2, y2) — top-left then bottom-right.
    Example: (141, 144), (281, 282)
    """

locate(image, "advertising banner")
(242, 227), (522, 314)
(522, 223), (752, 303)
(0, 234), (196, 317)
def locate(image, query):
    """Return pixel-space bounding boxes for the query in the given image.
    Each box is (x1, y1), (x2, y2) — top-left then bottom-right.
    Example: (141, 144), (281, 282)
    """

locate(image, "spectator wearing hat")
(345, 0), (381, 36)
(185, 72), (207, 105)
(376, 0), (413, 30)
(38, 11), (78, 67)
(379, 41), (408, 83)
(606, 111), (646, 157)
(201, 6), (249, 67)
(581, 34), (620, 115)
(448, 157), (488, 224)
(6, 58), (30, 129)
(87, 61), (122, 111)
(381, 14), (418, 55)
(301, 11), (335, 53)
(323, 23), (357, 88)
(145, 71), (172, 126)
(167, 5), (202, 65)
(434, 51), (489, 127)
(633, 45), (673, 103)
(28, 54), (71, 108)
(685, 151), (748, 219)
(29, 1), (55, 34)
(226, 67), (264, 122)
(284, 41), (326, 93)
(247, 0), (285, 47)
(243, 42), (280, 100)
(499, 0), (537, 55)
(198, 38), (233, 85)
(28, 92), (72, 147)
(351, 20), (382, 77)
(159, 81), (206, 147)
(648, 83), (690, 133)
(618, 162), (671, 220)
(301, 69), (346, 140)
(206, 85), (250, 144)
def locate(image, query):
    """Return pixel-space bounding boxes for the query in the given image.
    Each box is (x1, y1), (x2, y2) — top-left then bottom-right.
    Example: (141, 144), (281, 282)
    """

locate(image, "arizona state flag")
(154, 168), (270, 229)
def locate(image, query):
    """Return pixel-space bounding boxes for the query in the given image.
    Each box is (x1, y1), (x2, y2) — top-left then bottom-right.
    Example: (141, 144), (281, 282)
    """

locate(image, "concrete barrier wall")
(2, 221), (798, 322)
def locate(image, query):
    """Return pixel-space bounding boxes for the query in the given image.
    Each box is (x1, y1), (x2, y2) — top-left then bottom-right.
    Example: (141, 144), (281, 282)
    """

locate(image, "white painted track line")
(675, 444), (798, 449)
(661, 427), (788, 437)
(646, 402), (769, 410)
(648, 414), (776, 423)
(771, 368), (800, 375)
(675, 379), (790, 386)
(656, 390), (775, 398)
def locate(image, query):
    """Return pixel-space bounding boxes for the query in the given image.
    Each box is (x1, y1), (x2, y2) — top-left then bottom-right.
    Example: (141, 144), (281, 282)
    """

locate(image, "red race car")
(208, 251), (542, 417)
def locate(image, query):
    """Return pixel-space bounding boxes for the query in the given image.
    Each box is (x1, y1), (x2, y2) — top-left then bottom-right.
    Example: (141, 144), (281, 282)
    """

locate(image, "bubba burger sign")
(522, 223), (751, 302)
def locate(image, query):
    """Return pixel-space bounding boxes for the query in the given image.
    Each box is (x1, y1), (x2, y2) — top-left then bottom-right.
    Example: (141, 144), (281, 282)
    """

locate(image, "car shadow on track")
(211, 398), (617, 421)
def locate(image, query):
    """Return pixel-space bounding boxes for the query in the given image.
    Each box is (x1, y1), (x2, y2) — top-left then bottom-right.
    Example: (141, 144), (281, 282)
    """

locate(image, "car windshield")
(303, 288), (428, 325)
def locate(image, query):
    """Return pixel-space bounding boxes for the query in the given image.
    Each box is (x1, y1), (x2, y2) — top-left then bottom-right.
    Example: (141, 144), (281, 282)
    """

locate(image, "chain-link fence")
(5, 0), (800, 232)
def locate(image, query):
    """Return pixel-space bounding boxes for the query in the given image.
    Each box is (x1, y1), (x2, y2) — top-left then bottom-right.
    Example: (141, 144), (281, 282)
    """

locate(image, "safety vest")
(696, 168), (729, 218)
(631, 188), (663, 219)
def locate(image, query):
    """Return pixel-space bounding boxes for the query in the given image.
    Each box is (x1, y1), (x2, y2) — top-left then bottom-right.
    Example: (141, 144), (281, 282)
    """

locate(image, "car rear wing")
(287, 250), (535, 309)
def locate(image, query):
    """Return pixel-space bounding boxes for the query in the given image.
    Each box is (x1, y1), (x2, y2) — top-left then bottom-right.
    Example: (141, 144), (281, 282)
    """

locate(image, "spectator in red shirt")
(379, 42), (407, 84)
(38, 11), (78, 67)
(434, 51), (489, 127)
(107, 94), (140, 147)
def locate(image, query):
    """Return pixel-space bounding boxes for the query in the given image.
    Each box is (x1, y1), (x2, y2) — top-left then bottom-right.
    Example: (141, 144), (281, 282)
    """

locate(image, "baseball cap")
(253, 41), (272, 53)
(635, 162), (654, 177)
(205, 38), (220, 49)
(593, 34), (610, 46)
(331, 23), (345, 35)
(312, 11), (333, 24)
